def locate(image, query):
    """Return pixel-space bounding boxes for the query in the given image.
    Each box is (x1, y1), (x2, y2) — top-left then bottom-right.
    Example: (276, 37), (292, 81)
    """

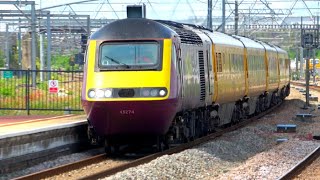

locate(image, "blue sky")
(3, 0), (320, 20)
(1, 0), (320, 31)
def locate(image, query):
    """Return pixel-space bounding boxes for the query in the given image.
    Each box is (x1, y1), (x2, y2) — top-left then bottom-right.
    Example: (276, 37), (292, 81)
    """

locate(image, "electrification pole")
(222, 0), (226, 33)
(313, 49), (316, 83)
(31, 2), (37, 87)
(5, 24), (9, 69)
(207, 0), (212, 30)
(235, 0), (239, 35)
(47, 12), (52, 80)
(295, 48), (299, 74)
(18, 19), (22, 71)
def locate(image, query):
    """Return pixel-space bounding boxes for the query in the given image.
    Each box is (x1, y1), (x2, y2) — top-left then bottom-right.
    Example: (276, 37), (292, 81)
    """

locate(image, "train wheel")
(255, 98), (261, 114)
(105, 145), (112, 154)
(104, 139), (119, 155)
(156, 136), (168, 152)
(271, 93), (276, 106)
(195, 110), (205, 137)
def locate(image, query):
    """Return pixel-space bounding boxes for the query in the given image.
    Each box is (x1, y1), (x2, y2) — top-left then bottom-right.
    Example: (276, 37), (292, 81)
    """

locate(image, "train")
(81, 18), (290, 152)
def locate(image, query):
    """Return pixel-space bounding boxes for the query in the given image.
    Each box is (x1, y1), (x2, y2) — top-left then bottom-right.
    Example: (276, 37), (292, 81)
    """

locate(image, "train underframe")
(87, 84), (290, 153)
(163, 84), (290, 148)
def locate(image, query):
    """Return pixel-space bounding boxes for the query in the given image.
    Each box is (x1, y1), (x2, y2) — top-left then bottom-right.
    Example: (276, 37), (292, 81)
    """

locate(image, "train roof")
(207, 31), (244, 48)
(272, 45), (288, 55)
(90, 18), (175, 40)
(89, 18), (286, 55)
(256, 40), (277, 52)
(156, 20), (204, 45)
(232, 35), (265, 50)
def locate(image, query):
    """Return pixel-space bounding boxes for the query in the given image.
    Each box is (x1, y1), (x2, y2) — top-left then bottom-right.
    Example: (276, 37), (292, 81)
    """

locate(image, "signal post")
(301, 16), (319, 107)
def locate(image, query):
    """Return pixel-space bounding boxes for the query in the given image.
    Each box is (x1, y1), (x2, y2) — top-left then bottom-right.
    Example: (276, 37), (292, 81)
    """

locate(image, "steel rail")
(14, 154), (107, 180)
(16, 102), (283, 180)
(291, 81), (320, 92)
(278, 146), (320, 180)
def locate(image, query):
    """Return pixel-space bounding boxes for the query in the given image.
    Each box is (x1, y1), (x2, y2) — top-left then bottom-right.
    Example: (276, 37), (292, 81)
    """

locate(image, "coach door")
(206, 44), (213, 96)
(173, 41), (183, 99)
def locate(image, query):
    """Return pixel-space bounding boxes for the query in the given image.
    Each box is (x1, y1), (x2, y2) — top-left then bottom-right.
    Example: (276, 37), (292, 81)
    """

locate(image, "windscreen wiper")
(105, 56), (130, 69)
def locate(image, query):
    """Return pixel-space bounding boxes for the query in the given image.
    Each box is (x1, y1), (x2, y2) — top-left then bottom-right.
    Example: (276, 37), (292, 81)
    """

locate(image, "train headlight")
(104, 89), (112, 98)
(159, 89), (167, 97)
(139, 88), (167, 97)
(150, 89), (158, 97)
(96, 89), (105, 98)
(141, 89), (150, 97)
(88, 90), (96, 98)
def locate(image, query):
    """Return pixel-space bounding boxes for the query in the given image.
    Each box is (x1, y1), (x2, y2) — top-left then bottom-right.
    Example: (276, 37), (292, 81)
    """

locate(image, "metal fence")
(0, 69), (83, 114)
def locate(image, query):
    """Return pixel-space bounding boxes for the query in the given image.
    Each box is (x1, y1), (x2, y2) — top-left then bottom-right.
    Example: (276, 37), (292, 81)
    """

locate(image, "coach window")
(216, 53), (222, 72)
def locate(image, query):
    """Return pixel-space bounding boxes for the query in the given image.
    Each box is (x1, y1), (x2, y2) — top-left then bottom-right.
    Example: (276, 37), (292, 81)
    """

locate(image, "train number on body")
(120, 110), (135, 115)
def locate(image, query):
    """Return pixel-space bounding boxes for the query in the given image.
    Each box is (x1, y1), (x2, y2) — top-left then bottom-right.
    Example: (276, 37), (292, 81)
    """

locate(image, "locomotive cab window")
(99, 41), (160, 70)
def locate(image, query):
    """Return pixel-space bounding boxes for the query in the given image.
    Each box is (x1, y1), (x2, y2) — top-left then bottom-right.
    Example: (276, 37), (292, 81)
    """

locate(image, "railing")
(0, 69), (83, 114)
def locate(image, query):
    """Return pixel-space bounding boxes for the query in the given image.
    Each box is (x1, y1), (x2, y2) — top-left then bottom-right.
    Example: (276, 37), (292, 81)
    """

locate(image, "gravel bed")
(104, 88), (320, 180)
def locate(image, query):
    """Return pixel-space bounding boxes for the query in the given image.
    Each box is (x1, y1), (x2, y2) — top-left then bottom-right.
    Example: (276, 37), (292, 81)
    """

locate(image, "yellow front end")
(84, 39), (173, 101)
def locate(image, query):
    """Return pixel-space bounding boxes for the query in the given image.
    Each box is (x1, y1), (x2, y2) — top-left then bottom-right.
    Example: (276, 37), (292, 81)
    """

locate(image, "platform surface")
(0, 114), (87, 139)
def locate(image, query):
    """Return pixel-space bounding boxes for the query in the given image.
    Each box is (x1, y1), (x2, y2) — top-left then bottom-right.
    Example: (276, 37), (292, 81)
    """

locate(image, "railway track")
(276, 81), (320, 179)
(16, 102), (283, 180)
(279, 146), (320, 180)
(291, 81), (320, 92)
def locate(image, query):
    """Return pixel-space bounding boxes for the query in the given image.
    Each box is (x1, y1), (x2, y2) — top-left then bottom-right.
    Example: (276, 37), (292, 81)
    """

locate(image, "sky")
(1, 0), (320, 31)
(2, 0), (320, 20)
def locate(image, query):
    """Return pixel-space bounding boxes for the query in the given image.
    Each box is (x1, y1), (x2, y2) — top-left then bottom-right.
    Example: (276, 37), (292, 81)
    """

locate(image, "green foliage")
(37, 81), (48, 91)
(288, 49), (296, 59)
(52, 54), (70, 70)
(0, 87), (14, 96)
(51, 54), (81, 71)
(316, 49), (320, 59)
(0, 78), (25, 97)
(10, 45), (19, 69)
(0, 49), (5, 67)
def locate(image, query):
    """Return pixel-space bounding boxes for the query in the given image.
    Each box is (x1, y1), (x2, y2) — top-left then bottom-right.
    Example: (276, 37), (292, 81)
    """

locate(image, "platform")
(0, 114), (88, 174)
